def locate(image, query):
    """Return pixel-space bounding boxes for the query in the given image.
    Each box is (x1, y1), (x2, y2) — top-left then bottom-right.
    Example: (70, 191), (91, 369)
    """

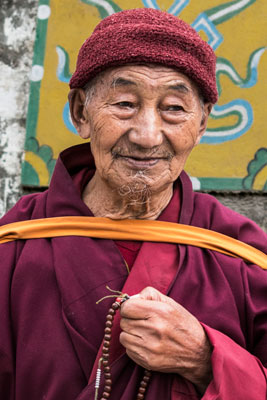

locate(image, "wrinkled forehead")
(84, 64), (202, 100)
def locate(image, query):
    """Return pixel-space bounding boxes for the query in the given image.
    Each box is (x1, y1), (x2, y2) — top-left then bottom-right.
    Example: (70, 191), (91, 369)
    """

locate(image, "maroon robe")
(0, 143), (267, 399)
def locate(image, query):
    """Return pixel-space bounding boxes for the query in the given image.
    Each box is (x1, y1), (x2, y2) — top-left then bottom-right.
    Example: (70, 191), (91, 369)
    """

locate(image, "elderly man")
(0, 8), (266, 400)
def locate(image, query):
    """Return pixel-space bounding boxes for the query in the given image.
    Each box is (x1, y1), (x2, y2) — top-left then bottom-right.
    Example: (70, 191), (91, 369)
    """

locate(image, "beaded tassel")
(95, 291), (152, 400)
(94, 358), (103, 400)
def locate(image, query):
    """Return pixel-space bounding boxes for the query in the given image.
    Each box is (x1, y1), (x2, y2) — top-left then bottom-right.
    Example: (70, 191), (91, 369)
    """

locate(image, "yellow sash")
(0, 217), (266, 270)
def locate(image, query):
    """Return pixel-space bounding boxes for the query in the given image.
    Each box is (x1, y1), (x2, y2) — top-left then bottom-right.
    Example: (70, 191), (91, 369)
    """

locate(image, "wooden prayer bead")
(137, 394), (144, 399)
(102, 392), (110, 399)
(106, 314), (113, 321)
(108, 308), (115, 315)
(143, 375), (150, 382)
(104, 327), (111, 334)
(105, 320), (113, 328)
(102, 347), (109, 354)
(140, 381), (147, 388)
(104, 334), (112, 341)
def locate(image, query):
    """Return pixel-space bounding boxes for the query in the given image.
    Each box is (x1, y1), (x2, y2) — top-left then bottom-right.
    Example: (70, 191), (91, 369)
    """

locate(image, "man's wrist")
(182, 331), (213, 394)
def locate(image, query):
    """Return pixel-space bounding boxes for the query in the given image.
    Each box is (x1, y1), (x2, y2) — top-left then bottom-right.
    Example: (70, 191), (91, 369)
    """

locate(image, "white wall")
(0, 0), (38, 215)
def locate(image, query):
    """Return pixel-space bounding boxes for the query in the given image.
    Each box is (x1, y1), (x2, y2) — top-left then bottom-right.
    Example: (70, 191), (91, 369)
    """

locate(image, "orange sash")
(0, 216), (266, 269)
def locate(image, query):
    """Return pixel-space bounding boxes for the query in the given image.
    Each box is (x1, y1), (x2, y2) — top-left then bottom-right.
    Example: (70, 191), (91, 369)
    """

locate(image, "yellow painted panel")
(25, 151), (50, 186)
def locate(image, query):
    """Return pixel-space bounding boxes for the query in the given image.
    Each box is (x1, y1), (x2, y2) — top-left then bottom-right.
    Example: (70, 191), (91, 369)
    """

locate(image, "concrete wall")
(0, 0), (266, 231)
(0, 0), (38, 214)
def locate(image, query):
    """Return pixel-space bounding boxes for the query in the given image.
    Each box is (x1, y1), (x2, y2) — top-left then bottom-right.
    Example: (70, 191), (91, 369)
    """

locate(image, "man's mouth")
(117, 155), (164, 168)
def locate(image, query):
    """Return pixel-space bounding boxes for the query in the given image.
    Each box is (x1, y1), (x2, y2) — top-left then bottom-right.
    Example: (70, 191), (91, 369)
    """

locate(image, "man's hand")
(119, 287), (212, 394)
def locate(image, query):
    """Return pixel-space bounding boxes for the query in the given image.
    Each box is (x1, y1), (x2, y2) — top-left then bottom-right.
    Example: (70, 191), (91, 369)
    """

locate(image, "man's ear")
(68, 89), (91, 139)
(196, 102), (213, 145)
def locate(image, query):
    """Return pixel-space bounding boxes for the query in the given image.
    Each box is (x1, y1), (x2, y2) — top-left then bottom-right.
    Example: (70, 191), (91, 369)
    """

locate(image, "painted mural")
(22, 0), (267, 191)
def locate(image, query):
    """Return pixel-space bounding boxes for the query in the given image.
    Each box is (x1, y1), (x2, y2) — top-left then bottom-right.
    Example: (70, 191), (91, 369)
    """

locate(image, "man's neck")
(82, 173), (174, 220)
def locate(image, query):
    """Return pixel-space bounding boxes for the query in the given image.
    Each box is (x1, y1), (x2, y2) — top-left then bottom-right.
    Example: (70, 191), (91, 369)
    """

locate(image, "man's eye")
(165, 105), (184, 111)
(116, 101), (134, 108)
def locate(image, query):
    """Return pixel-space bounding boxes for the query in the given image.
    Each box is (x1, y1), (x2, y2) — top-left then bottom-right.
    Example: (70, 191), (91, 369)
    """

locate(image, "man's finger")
(120, 297), (158, 319)
(138, 286), (166, 302)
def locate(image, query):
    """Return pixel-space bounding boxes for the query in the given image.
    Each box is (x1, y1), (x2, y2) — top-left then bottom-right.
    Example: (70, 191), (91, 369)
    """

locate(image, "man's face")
(75, 64), (210, 195)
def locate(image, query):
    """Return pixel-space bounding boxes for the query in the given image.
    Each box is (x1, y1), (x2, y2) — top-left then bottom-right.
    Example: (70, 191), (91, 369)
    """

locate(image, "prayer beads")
(97, 295), (151, 400)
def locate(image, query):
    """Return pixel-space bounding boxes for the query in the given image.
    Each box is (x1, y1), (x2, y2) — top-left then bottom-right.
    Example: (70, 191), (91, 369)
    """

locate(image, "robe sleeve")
(0, 195), (40, 398)
(201, 260), (267, 400)
(0, 241), (17, 398)
(201, 324), (267, 399)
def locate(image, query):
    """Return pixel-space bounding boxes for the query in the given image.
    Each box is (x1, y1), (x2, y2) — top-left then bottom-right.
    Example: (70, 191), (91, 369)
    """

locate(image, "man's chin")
(105, 165), (173, 193)
(113, 176), (170, 198)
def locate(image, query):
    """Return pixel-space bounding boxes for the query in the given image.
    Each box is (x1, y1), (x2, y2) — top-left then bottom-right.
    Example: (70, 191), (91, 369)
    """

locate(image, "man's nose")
(128, 107), (163, 148)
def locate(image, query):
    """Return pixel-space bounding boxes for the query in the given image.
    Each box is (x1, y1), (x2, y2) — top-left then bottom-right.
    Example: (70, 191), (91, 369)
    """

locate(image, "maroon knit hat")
(69, 8), (218, 103)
